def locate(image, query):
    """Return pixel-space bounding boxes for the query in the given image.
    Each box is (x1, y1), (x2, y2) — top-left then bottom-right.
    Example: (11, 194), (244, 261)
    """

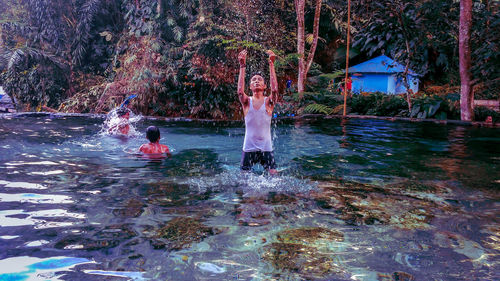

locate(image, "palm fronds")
(3, 47), (67, 72)
(72, 0), (102, 65)
(302, 103), (333, 115)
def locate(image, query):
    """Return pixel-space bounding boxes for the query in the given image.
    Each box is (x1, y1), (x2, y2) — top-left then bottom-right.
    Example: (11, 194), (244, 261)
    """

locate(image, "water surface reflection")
(0, 115), (498, 280)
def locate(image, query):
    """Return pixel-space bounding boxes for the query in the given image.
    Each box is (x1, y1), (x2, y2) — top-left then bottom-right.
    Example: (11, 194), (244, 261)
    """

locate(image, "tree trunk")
(459, 0), (473, 121)
(396, 5), (413, 113)
(295, 0), (306, 93)
(305, 0), (323, 75)
(295, 0), (322, 94)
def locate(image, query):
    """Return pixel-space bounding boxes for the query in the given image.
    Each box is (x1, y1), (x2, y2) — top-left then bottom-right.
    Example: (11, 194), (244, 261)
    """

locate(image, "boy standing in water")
(237, 49), (278, 174)
(139, 126), (171, 157)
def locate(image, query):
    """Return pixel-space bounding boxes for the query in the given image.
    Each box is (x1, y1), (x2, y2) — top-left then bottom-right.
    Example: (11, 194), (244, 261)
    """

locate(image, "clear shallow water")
(0, 114), (499, 281)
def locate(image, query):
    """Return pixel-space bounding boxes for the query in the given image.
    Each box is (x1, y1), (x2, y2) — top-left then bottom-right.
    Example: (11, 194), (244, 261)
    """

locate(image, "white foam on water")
(100, 107), (143, 137)
(182, 168), (317, 195)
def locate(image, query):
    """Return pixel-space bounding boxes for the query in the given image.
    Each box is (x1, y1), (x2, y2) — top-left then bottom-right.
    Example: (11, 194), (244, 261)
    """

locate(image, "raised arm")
(237, 50), (249, 106)
(267, 50), (278, 104)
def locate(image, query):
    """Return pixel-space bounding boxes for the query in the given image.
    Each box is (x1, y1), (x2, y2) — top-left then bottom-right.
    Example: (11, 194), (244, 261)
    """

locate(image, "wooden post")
(343, 0), (351, 116)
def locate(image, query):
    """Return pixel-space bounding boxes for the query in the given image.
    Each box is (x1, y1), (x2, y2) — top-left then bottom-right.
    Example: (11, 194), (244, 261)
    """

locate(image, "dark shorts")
(240, 151), (277, 171)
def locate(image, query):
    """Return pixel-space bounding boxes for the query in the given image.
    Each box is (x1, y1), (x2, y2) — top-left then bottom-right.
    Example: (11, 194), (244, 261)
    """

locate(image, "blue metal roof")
(348, 55), (417, 75)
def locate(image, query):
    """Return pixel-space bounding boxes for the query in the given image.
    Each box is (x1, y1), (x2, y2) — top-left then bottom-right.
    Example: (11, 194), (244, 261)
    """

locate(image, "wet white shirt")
(243, 97), (273, 152)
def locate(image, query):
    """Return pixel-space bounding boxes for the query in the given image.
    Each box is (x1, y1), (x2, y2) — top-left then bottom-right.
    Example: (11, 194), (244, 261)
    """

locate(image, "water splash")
(101, 107), (142, 137)
(182, 168), (317, 195)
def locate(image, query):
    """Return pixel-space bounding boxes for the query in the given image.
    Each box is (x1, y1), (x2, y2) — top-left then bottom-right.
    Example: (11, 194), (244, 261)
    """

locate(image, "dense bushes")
(474, 106), (500, 123)
(349, 92), (408, 116)
(288, 90), (495, 122)
(1, 0), (498, 119)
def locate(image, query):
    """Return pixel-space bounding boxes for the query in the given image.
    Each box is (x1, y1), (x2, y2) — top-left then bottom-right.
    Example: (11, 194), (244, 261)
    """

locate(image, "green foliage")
(0, 0), (497, 119)
(306, 71), (344, 92)
(303, 103), (333, 115)
(409, 93), (462, 120)
(474, 106), (500, 123)
(1, 63), (68, 109)
(0, 46), (69, 109)
(410, 100), (442, 119)
(349, 92), (408, 117)
(471, 1), (500, 82)
(351, 1), (462, 84)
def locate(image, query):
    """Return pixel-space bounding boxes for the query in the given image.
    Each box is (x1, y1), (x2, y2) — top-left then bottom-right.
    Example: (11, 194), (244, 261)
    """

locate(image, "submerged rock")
(235, 200), (272, 226)
(262, 242), (341, 279)
(162, 149), (222, 177)
(377, 271), (415, 281)
(54, 224), (136, 251)
(277, 227), (344, 244)
(112, 198), (145, 217)
(312, 180), (436, 229)
(143, 181), (209, 208)
(483, 224), (500, 251)
(261, 227), (346, 279)
(153, 217), (219, 250)
(264, 192), (297, 205)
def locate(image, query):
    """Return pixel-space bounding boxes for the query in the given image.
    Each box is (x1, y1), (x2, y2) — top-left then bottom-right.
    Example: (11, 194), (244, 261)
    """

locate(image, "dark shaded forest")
(0, 0), (498, 120)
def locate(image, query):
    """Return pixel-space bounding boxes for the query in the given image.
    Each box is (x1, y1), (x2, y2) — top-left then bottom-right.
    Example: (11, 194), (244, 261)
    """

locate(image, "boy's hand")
(238, 50), (247, 67)
(267, 50), (276, 64)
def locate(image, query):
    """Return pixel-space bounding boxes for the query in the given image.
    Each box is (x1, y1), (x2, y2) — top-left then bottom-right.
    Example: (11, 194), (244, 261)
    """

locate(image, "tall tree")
(459, 0), (473, 121)
(295, 0), (322, 94)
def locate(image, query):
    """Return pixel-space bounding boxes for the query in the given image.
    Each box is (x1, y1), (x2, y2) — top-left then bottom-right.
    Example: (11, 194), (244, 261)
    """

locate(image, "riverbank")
(2, 111), (499, 128)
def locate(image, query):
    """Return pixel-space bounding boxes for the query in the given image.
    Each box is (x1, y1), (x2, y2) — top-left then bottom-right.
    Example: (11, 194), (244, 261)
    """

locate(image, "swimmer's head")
(146, 126), (161, 143)
(117, 107), (130, 117)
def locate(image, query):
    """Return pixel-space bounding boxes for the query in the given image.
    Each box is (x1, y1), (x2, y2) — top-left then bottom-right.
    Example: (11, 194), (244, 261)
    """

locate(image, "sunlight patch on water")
(24, 240), (50, 247)
(0, 209), (85, 228)
(0, 256), (92, 281)
(28, 170), (65, 175)
(0, 235), (19, 240)
(0, 180), (47, 189)
(0, 193), (73, 204)
(195, 262), (226, 274)
(4, 161), (59, 166)
(82, 270), (147, 280)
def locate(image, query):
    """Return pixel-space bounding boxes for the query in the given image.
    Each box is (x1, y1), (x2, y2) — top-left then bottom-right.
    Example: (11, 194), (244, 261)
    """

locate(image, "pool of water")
(0, 113), (499, 280)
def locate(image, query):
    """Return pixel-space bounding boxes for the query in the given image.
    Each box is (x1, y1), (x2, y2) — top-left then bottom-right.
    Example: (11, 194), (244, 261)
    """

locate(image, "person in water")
(139, 126), (171, 156)
(237, 49), (278, 174)
(108, 107), (130, 135)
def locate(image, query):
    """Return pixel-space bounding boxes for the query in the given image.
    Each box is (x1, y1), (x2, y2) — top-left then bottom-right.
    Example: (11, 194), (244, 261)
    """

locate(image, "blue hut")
(347, 55), (419, 94)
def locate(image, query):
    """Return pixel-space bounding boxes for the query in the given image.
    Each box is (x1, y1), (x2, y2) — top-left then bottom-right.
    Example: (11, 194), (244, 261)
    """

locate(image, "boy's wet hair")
(146, 126), (160, 142)
(251, 71), (267, 81)
(117, 107), (129, 116)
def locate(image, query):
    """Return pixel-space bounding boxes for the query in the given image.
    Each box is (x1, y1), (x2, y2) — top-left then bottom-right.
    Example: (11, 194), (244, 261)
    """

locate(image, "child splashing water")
(103, 95), (141, 136)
